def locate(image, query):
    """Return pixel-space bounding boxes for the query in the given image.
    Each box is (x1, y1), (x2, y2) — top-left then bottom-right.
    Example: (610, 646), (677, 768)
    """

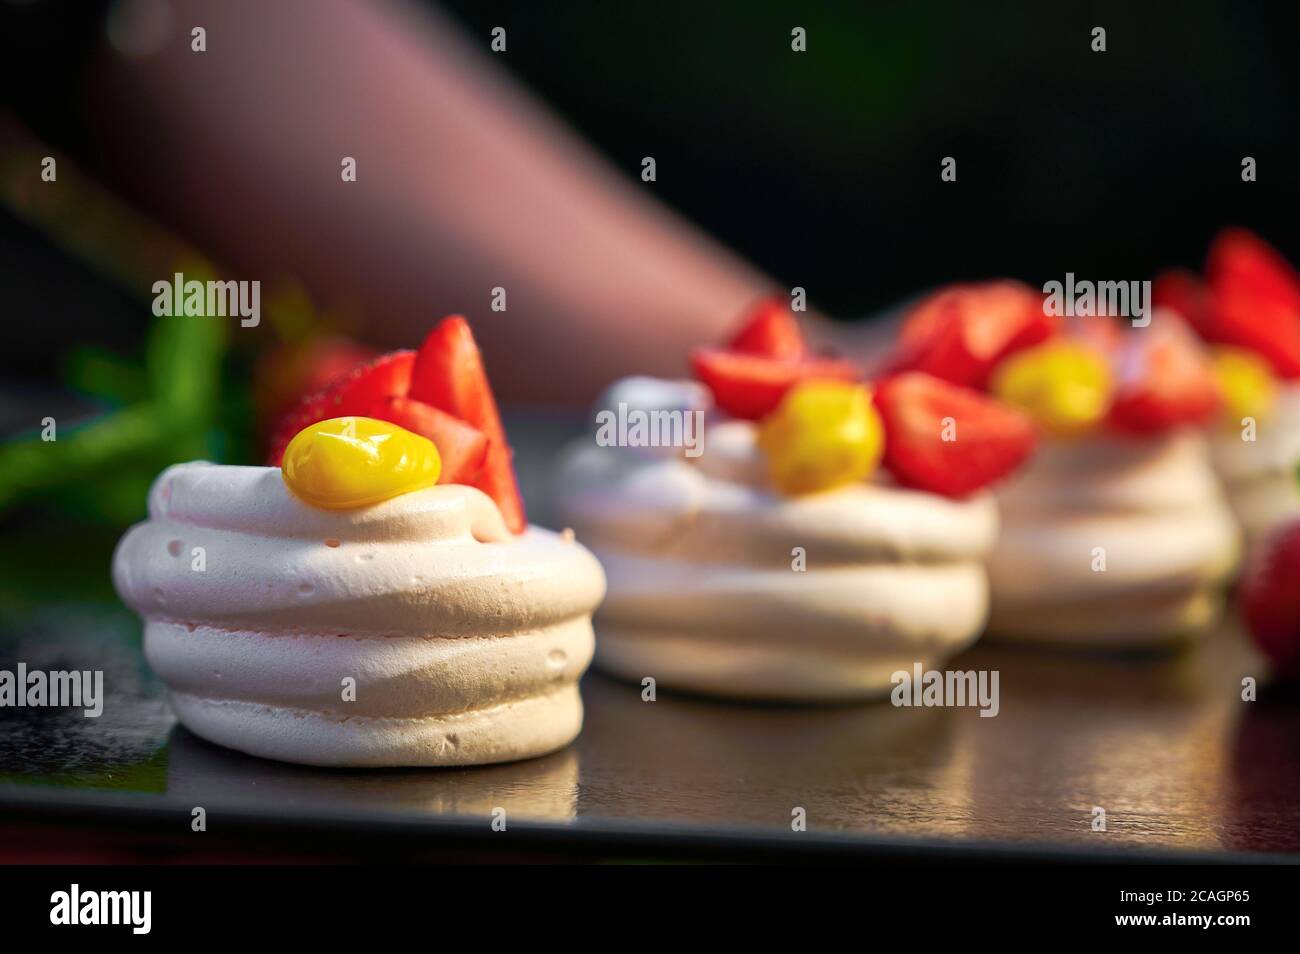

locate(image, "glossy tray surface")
(2, 591), (1296, 859)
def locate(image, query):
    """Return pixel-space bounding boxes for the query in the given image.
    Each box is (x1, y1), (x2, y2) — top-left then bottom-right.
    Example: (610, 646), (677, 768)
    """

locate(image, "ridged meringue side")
(554, 419), (997, 701)
(1210, 383), (1300, 546)
(113, 462), (606, 767)
(988, 432), (1241, 646)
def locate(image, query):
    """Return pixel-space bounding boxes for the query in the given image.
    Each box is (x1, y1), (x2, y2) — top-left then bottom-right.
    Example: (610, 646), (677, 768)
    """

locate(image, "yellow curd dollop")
(758, 380), (882, 495)
(1212, 346), (1277, 424)
(281, 417), (441, 509)
(991, 341), (1112, 436)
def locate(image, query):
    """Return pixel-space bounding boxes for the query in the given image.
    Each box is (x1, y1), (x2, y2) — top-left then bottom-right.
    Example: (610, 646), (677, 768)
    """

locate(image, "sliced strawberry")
(1207, 228), (1300, 314)
(409, 316), (525, 533)
(727, 297), (807, 360)
(1240, 521), (1300, 678)
(1152, 269), (1217, 340)
(1211, 283), (1300, 378)
(695, 298), (858, 418)
(1201, 229), (1300, 378)
(254, 337), (377, 430)
(690, 348), (861, 420)
(874, 372), (1036, 497)
(1106, 323), (1220, 435)
(266, 350), (415, 465)
(887, 281), (1056, 389)
(369, 396), (489, 485)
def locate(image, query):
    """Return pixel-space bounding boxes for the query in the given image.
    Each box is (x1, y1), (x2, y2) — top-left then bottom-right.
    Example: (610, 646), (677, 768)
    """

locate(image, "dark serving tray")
(2, 589), (1298, 863)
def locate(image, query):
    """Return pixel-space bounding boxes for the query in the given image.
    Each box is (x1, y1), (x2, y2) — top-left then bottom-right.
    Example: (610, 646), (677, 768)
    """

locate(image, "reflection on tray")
(164, 726), (581, 823)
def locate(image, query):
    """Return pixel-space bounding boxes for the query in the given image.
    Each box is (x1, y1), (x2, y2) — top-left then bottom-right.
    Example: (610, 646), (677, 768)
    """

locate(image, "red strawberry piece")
(369, 396), (489, 486)
(887, 281), (1057, 389)
(1106, 323), (1220, 435)
(409, 316), (526, 533)
(1204, 229), (1300, 378)
(1211, 282), (1300, 379)
(690, 348), (861, 420)
(1208, 228), (1300, 314)
(874, 371), (1036, 497)
(1240, 521), (1300, 679)
(266, 350), (415, 465)
(727, 297), (807, 360)
(254, 337), (377, 430)
(1152, 269), (1217, 339)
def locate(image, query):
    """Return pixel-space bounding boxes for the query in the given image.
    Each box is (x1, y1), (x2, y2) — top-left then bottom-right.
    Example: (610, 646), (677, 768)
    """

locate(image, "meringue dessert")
(555, 300), (1035, 702)
(987, 432), (1240, 646)
(885, 282), (1241, 647)
(1152, 228), (1300, 548)
(113, 318), (604, 767)
(1211, 383), (1300, 544)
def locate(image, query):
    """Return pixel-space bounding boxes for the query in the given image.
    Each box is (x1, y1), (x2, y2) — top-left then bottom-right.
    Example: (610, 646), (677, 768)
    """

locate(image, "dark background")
(1, 0), (1298, 386)
(433, 0), (1297, 304)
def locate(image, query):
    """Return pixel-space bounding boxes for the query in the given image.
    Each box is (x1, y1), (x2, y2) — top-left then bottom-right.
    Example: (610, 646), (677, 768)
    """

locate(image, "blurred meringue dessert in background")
(555, 299), (1036, 702)
(1152, 228), (1300, 548)
(113, 317), (605, 768)
(882, 281), (1241, 648)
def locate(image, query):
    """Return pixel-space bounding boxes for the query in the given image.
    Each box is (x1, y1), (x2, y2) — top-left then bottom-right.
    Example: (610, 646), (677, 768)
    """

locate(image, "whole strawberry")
(1240, 520), (1300, 678)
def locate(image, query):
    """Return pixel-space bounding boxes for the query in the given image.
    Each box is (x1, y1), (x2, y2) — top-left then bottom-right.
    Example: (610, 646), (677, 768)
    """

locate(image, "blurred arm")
(88, 0), (785, 404)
